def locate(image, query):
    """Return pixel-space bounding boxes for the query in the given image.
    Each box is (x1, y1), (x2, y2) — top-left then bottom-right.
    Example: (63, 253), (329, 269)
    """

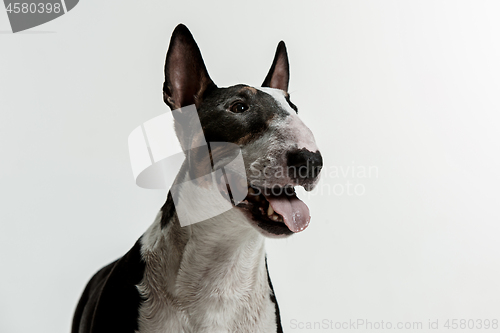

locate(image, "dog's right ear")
(163, 24), (216, 110)
(262, 41), (290, 92)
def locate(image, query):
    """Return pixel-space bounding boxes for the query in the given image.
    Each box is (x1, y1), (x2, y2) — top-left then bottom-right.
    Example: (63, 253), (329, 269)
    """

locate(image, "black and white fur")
(72, 24), (322, 333)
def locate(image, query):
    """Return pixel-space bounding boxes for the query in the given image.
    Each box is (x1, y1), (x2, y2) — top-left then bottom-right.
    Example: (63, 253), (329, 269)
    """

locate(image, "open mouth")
(240, 185), (311, 236)
(216, 172), (310, 236)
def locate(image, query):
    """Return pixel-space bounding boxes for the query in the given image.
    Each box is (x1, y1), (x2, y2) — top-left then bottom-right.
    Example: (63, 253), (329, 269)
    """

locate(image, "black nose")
(287, 149), (323, 180)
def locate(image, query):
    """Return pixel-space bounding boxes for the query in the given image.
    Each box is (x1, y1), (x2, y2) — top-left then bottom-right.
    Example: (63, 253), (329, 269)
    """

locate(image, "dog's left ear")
(262, 41), (289, 92)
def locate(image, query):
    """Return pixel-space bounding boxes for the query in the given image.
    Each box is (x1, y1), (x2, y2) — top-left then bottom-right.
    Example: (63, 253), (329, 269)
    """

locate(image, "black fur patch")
(160, 191), (177, 229)
(195, 84), (290, 146)
(71, 239), (146, 333)
(266, 256), (284, 333)
(285, 94), (298, 113)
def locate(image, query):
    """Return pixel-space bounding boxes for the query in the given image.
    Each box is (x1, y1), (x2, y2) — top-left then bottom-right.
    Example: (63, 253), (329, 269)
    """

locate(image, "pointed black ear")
(262, 41), (289, 92)
(163, 24), (216, 110)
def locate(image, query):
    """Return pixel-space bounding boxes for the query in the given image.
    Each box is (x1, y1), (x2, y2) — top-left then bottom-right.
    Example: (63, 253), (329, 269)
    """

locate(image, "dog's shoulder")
(72, 238), (146, 333)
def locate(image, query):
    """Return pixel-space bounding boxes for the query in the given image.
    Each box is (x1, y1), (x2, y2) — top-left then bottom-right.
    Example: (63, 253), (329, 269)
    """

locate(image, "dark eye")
(230, 102), (249, 113)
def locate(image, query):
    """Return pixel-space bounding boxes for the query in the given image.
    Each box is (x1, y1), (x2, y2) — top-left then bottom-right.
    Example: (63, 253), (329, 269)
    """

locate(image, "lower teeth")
(249, 188), (283, 223)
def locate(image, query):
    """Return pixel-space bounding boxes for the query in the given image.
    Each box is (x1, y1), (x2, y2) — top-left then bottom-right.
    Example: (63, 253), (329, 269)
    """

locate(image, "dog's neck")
(136, 167), (277, 332)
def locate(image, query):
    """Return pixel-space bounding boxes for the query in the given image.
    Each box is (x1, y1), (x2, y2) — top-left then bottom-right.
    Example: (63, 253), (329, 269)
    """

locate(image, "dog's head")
(163, 24), (322, 237)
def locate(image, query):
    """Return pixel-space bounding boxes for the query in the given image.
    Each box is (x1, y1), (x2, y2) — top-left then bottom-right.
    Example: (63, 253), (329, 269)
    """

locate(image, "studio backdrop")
(1, 1), (499, 332)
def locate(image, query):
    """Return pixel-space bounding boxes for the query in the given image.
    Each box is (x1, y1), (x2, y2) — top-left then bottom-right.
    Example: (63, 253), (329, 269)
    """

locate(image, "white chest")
(135, 211), (280, 333)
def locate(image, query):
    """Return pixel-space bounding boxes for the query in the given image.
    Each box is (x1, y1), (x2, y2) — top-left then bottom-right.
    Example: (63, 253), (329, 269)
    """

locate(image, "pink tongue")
(264, 193), (310, 233)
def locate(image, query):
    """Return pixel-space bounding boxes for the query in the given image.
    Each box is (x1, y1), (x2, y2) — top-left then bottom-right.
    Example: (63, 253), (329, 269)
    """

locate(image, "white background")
(1, 1), (500, 332)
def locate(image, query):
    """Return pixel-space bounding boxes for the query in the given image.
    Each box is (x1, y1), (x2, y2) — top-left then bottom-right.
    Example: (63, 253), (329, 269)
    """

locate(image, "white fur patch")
(136, 206), (278, 332)
(256, 87), (318, 153)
